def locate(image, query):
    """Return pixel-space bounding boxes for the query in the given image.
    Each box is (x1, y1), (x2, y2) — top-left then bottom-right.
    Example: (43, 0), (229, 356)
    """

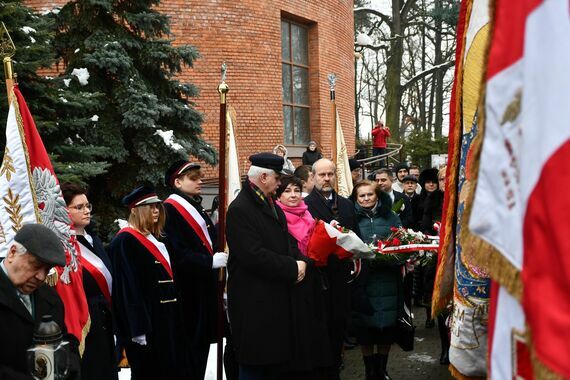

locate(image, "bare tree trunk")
(433, 0), (444, 138)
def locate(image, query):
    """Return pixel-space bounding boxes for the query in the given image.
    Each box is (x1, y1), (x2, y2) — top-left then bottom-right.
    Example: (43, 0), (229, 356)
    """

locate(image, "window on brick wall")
(281, 19), (310, 146)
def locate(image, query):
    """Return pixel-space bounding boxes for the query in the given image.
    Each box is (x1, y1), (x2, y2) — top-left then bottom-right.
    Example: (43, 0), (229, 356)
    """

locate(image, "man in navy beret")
(0, 224), (80, 379)
(226, 152), (307, 378)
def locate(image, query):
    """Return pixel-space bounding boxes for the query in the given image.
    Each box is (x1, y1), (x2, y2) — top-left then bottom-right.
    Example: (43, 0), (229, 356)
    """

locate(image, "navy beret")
(349, 159), (360, 171)
(402, 175), (418, 183)
(122, 186), (162, 209)
(165, 160), (201, 187)
(14, 224), (66, 267)
(249, 152), (287, 174)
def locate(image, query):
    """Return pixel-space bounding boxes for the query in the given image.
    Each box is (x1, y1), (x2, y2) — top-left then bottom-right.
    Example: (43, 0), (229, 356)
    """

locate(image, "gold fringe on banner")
(525, 328), (564, 380)
(449, 363), (486, 380)
(431, 0), (474, 317)
(79, 316), (91, 357)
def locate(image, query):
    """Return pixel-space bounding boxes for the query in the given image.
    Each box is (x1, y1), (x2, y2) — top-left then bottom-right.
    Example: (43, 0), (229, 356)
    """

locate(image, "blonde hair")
(438, 166), (446, 180)
(128, 203), (165, 237)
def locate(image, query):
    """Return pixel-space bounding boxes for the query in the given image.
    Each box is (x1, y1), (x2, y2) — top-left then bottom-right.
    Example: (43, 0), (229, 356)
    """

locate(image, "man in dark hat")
(0, 223), (80, 379)
(402, 174), (419, 200)
(349, 158), (361, 184)
(226, 152), (308, 378)
(392, 162), (410, 193)
(163, 160), (228, 380)
(304, 158), (360, 380)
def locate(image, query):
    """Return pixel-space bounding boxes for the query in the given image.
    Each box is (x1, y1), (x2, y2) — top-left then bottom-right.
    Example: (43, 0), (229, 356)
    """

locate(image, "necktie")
(19, 293), (32, 316)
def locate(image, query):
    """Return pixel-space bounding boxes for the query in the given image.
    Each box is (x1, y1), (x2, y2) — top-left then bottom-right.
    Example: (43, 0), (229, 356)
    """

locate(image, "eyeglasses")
(68, 203), (92, 212)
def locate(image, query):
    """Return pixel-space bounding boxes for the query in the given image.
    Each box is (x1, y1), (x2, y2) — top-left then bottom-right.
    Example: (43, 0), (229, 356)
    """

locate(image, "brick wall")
(25, 0), (356, 178)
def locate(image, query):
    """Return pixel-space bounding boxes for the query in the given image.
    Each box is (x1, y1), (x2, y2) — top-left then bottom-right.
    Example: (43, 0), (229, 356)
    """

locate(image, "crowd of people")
(0, 136), (448, 380)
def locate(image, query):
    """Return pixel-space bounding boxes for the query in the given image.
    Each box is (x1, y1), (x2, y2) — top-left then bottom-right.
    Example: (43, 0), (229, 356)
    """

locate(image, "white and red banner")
(470, 0), (570, 376)
(334, 110), (353, 198)
(0, 86), (89, 346)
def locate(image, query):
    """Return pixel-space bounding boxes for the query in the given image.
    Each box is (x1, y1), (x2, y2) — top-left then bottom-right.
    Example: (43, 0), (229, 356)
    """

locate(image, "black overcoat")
(0, 268), (79, 380)
(163, 192), (219, 347)
(77, 233), (118, 380)
(109, 231), (186, 379)
(304, 189), (359, 323)
(394, 190), (414, 228)
(226, 182), (299, 366)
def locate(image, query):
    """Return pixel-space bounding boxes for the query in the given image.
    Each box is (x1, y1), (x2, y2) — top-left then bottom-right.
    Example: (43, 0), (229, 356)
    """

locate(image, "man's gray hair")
(248, 165), (275, 179)
(312, 159), (336, 174)
(11, 241), (27, 255)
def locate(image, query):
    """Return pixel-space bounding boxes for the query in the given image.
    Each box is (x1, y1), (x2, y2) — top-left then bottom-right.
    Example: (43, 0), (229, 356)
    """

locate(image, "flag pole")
(216, 62), (229, 380)
(1, 22), (16, 105)
(328, 73), (338, 191)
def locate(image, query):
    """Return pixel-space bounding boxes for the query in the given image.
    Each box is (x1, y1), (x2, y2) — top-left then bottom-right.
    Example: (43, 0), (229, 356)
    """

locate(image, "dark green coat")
(352, 192), (404, 330)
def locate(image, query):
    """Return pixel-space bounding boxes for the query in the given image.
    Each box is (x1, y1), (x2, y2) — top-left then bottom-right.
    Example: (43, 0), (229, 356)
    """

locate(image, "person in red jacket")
(371, 121), (391, 167)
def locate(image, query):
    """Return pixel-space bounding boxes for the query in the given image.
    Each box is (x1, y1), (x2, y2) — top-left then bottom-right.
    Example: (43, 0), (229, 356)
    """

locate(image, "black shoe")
(425, 319), (435, 328)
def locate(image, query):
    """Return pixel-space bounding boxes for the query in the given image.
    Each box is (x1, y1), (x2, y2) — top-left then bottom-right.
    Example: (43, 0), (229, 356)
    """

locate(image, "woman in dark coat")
(61, 183), (118, 380)
(350, 180), (403, 380)
(275, 175), (332, 379)
(110, 186), (187, 380)
(301, 141), (323, 166)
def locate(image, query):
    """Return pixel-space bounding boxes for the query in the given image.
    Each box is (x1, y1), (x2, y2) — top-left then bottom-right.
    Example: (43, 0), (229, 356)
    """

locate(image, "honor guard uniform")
(163, 160), (228, 380)
(110, 186), (187, 380)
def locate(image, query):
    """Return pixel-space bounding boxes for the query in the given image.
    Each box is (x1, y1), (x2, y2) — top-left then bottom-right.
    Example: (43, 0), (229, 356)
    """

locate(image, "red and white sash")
(165, 194), (214, 255)
(77, 238), (112, 304)
(119, 227), (173, 278)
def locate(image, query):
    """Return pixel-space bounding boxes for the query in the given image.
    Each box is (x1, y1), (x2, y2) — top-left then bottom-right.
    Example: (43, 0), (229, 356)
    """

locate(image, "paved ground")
(341, 306), (454, 380)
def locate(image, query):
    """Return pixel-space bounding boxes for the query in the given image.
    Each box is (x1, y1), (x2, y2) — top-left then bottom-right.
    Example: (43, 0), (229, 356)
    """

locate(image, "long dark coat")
(304, 189), (360, 323)
(109, 231), (187, 380)
(0, 267), (80, 380)
(304, 189), (359, 373)
(77, 233), (118, 380)
(164, 192), (218, 346)
(226, 181), (299, 366)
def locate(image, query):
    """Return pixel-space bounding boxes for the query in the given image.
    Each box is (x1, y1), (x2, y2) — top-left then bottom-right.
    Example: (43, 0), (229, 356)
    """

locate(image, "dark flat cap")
(402, 175), (418, 183)
(14, 224), (65, 267)
(165, 160), (201, 187)
(122, 186), (162, 209)
(395, 162), (410, 172)
(349, 159), (360, 172)
(419, 168), (439, 187)
(249, 152), (287, 174)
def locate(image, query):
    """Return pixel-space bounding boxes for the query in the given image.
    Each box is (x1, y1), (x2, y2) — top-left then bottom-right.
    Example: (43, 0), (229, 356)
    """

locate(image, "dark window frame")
(281, 19), (310, 146)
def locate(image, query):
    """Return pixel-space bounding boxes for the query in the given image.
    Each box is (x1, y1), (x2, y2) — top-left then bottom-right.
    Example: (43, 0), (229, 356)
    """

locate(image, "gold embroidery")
(501, 89), (522, 126)
(0, 147), (15, 181)
(4, 188), (23, 232)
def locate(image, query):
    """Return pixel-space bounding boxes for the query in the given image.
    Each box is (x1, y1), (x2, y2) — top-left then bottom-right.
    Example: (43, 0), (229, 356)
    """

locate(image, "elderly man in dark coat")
(226, 153), (307, 379)
(0, 224), (80, 380)
(304, 158), (360, 380)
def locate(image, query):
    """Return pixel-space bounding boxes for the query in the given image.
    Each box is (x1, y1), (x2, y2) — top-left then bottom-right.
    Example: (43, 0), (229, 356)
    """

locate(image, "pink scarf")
(276, 200), (315, 256)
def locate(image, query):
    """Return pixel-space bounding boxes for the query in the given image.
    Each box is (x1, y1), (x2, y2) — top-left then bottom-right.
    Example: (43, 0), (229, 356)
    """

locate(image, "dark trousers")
(189, 344), (210, 380)
(372, 147), (387, 168)
(239, 364), (283, 380)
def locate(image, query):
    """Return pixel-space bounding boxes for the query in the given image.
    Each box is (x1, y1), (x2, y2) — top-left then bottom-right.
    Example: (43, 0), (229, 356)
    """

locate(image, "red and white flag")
(470, 0), (570, 377)
(0, 86), (89, 347)
(306, 220), (371, 266)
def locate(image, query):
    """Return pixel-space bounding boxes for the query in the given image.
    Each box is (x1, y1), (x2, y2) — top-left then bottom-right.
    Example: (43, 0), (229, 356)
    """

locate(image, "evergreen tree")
(0, 1), (109, 183)
(53, 0), (216, 238)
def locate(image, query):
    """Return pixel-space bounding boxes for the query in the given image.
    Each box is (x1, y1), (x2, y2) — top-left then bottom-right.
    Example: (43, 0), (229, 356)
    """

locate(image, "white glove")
(132, 334), (147, 346)
(212, 252), (229, 269)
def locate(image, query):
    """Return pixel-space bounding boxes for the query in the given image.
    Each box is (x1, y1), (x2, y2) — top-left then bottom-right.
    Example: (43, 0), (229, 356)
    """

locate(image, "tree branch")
(354, 7), (393, 27)
(401, 60), (454, 90)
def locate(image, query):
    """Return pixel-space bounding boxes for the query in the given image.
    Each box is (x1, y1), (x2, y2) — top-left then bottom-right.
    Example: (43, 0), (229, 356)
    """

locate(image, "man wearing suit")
(376, 168), (414, 228)
(304, 158), (360, 380)
(226, 153), (307, 379)
(0, 224), (80, 379)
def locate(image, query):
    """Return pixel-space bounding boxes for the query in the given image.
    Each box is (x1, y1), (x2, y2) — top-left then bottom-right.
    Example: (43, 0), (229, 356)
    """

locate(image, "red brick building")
(26, 0), (356, 175)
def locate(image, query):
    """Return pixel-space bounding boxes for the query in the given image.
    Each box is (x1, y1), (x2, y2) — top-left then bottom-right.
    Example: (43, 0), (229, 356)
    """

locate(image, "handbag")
(395, 304), (415, 352)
